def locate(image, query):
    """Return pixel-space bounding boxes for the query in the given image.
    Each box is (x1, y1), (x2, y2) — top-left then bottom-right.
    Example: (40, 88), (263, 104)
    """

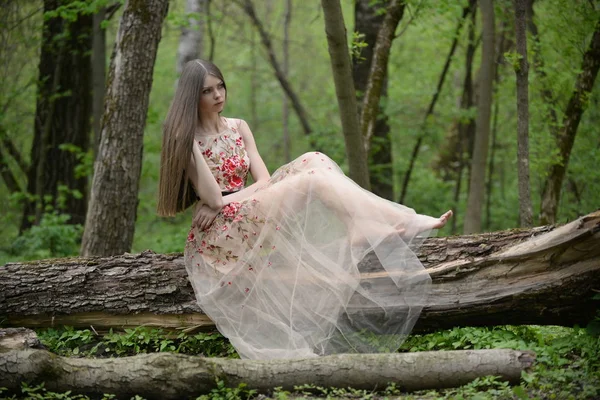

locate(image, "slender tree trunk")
(540, 20), (600, 224)
(358, 0), (404, 153)
(250, 28), (259, 129)
(80, 0), (169, 256)
(20, 0), (92, 232)
(176, 0), (205, 75)
(399, 2), (473, 204)
(526, 0), (559, 132)
(486, 15), (509, 230)
(453, 3), (477, 234)
(353, 0), (399, 200)
(0, 146), (21, 193)
(513, 0), (533, 227)
(282, 0), (291, 162)
(241, 0), (312, 135)
(206, 0), (216, 60)
(320, 0), (370, 190)
(463, 0), (495, 234)
(0, 133), (27, 176)
(92, 8), (106, 158)
(0, 348), (533, 398)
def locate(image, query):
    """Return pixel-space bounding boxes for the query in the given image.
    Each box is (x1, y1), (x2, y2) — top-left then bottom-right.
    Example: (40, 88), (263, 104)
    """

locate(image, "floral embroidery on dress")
(186, 200), (266, 273)
(196, 118), (250, 193)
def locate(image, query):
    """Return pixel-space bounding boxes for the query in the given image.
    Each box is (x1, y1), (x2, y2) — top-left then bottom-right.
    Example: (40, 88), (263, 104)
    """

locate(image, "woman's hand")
(193, 203), (221, 231)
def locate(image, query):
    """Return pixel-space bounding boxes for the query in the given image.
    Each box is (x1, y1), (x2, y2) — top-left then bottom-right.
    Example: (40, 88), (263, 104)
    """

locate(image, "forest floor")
(1, 324), (599, 400)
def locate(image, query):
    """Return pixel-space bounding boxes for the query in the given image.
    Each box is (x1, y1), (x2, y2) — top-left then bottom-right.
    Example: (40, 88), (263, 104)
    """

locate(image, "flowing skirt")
(184, 152), (438, 359)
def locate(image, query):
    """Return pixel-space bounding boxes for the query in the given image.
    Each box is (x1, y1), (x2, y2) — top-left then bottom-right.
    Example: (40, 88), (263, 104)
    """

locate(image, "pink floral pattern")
(196, 119), (250, 192)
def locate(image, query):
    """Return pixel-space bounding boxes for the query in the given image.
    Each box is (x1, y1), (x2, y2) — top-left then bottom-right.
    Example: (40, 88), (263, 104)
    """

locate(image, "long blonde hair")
(157, 59), (227, 216)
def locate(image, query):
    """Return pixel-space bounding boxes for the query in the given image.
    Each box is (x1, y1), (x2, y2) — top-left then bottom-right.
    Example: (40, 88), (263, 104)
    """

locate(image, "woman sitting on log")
(157, 59), (452, 360)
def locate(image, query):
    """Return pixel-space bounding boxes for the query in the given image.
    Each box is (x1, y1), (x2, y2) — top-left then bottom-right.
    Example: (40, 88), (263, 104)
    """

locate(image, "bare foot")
(433, 210), (453, 229)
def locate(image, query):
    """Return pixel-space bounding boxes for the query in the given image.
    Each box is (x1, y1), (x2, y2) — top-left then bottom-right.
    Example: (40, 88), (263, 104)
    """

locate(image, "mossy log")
(0, 211), (599, 332)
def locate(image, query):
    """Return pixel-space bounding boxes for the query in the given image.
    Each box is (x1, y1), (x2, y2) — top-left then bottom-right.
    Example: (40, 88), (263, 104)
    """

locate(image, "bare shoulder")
(231, 118), (255, 140)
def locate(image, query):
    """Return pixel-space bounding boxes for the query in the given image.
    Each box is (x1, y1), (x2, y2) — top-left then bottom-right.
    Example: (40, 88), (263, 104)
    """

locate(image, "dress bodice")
(196, 117), (250, 193)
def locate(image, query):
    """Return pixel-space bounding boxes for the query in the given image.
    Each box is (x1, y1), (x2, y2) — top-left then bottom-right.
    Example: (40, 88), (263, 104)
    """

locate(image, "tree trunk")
(513, 0), (533, 227)
(2, 211), (599, 332)
(321, 0), (370, 190)
(353, 0), (399, 200)
(176, 0), (206, 74)
(92, 7), (106, 158)
(540, 19), (600, 224)
(0, 144), (22, 194)
(206, 0), (216, 60)
(358, 0), (404, 154)
(80, 0), (169, 257)
(0, 348), (534, 398)
(463, 0), (495, 234)
(241, 0), (312, 135)
(282, 0), (291, 162)
(20, 0), (92, 232)
(485, 18), (508, 230)
(0, 328), (45, 352)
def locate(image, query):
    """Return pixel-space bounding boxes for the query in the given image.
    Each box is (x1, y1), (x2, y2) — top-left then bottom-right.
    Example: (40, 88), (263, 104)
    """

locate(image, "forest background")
(0, 0), (599, 264)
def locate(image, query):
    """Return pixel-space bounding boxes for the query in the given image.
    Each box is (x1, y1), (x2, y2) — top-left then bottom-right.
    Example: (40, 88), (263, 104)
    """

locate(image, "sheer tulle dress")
(184, 117), (440, 360)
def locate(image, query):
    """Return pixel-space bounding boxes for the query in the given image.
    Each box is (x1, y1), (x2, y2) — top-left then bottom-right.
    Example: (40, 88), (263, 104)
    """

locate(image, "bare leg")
(259, 153), (453, 239)
(432, 210), (453, 230)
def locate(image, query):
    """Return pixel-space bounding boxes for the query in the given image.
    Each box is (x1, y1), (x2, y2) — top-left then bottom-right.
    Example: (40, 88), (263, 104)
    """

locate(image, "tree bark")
(2, 211), (599, 332)
(21, 0), (92, 232)
(513, 0), (533, 227)
(240, 0), (312, 135)
(0, 348), (534, 398)
(463, 0), (495, 234)
(540, 19), (600, 224)
(358, 0), (404, 154)
(92, 7), (106, 158)
(80, 0), (169, 257)
(0, 328), (45, 352)
(176, 0), (206, 75)
(321, 0), (370, 190)
(353, 0), (399, 200)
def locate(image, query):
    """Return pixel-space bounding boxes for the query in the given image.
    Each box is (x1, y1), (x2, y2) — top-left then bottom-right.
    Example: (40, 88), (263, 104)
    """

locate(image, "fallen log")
(0, 328), (45, 352)
(0, 348), (535, 398)
(0, 211), (599, 332)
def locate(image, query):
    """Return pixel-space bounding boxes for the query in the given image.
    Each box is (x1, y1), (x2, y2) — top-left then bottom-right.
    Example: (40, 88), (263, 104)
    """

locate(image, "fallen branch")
(0, 348), (535, 399)
(1, 211), (599, 332)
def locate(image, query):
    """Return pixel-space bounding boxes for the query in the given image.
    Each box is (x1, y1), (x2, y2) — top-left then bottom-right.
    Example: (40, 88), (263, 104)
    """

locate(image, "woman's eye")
(218, 83), (225, 89)
(203, 89), (211, 94)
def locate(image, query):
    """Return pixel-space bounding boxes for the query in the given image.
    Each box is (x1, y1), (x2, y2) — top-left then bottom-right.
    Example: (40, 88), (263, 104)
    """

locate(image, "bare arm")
(222, 119), (271, 204)
(189, 141), (223, 211)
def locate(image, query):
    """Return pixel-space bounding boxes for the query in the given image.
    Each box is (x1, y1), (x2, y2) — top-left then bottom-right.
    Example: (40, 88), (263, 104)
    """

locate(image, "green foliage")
(351, 31), (369, 62)
(36, 326), (238, 359)
(504, 51), (523, 72)
(401, 325), (600, 399)
(0, 382), (117, 400)
(57, 144), (93, 180)
(10, 212), (82, 260)
(44, 0), (125, 21)
(196, 380), (256, 400)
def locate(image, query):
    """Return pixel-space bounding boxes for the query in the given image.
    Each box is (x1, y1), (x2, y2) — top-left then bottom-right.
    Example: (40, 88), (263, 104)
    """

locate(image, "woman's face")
(198, 74), (226, 115)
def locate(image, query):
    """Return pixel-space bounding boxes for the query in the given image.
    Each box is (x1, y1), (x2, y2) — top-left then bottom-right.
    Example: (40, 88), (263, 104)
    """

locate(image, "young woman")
(158, 59), (452, 360)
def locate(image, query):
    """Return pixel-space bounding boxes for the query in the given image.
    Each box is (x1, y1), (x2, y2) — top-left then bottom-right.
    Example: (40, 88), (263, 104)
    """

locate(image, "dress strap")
(223, 117), (241, 132)
(222, 116), (233, 131)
